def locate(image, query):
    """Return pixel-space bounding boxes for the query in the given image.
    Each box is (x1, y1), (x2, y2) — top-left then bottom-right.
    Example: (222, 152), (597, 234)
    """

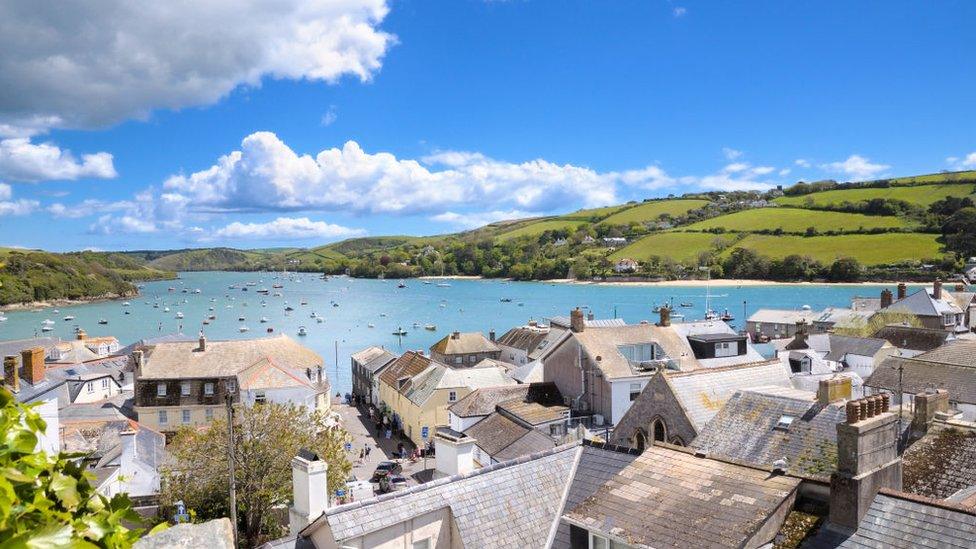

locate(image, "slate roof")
(549, 316), (627, 329)
(361, 349), (396, 374)
(748, 308), (820, 325)
(902, 428), (976, 504)
(871, 324), (952, 352)
(0, 337), (57, 364)
(496, 326), (550, 354)
(824, 335), (890, 362)
(690, 386), (846, 477)
(430, 332), (500, 356)
(497, 397), (568, 426)
(139, 335), (321, 379)
(402, 363), (514, 406)
(15, 355), (130, 407)
(671, 320), (767, 368)
(886, 288), (963, 317)
(814, 308), (874, 329)
(563, 445), (800, 548)
(551, 442), (639, 548)
(378, 351), (432, 388)
(510, 359), (544, 383)
(573, 324), (695, 379)
(465, 412), (554, 459)
(449, 382), (562, 418)
(802, 491), (976, 548)
(667, 360), (792, 430)
(776, 333), (831, 354)
(866, 341), (976, 405)
(305, 444), (579, 548)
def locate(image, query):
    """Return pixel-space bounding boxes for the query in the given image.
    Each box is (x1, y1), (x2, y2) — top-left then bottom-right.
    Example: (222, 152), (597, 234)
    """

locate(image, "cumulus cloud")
(673, 6), (687, 17)
(946, 152), (976, 170)
(0, 182), (9, 201)
(0, 138), (116, 182)
(208, 216), (365, 241)
(430, 209), (538, 230)
(0, 183), (39, 216)
(821, 154), (889, 181)
(0, 1), (393, 134)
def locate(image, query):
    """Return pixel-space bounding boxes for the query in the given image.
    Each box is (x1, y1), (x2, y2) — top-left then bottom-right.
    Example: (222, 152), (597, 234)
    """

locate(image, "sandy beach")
(554, 278), (920, 288)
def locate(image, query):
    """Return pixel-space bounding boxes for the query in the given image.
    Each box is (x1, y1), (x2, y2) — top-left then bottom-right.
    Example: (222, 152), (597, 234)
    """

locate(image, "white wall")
(35, 398), (59, 455)
(448, 411), (484, 433)
(497, 344), (529, 366)
(73, 377), (122, 404)
(609, 379), (647, 425)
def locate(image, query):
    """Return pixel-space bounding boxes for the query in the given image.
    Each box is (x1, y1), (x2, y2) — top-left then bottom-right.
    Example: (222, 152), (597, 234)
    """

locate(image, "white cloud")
(0, 138), (116, 182)
(722, 162), (750, 173)
(431, 209), (538, 230)
(0, 182), (9, 201)
(778, 168), (791, 176)
(673, 6), (687, 17)
(794, 159), (811, 168)
(0, 184), (39, 216)
(821, 154), (889, 181)
(750, 166), (775, 175)
(722, 147), (742, 160)
(209, 216), (365, 241)
(0, 1), (393, 134)
(947, 152), (976, 170)
(321, 105), (338, 127)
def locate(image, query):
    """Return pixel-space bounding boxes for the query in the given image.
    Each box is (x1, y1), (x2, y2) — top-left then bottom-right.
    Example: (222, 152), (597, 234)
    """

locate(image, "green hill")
(774, 183), (976, 208)
(724, 233), (942, 266)
(599, 199), (710, 225)
(685, 208), (912, 233)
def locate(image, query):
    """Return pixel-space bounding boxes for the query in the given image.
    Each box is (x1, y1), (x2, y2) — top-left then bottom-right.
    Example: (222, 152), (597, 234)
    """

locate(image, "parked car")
(371, 461), (403, 482)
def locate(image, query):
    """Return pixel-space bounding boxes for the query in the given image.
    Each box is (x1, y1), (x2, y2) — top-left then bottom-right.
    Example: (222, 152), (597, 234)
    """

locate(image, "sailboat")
(701, 266), (719, 321)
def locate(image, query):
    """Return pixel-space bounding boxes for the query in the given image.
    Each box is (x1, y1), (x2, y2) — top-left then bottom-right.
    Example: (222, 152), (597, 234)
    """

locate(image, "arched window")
(669, 436), (685, 447)
(634, 429), (647, 452)
(652, 418), (667, 442)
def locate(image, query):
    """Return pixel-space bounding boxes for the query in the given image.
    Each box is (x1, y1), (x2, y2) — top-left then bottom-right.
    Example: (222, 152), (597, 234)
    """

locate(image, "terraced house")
(132, 333), (329, 432)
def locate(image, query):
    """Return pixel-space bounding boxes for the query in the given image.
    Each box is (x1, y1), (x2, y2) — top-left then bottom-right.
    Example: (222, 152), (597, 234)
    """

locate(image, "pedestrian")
(359, 448), (365, 463)
(365, 445), (372, 459)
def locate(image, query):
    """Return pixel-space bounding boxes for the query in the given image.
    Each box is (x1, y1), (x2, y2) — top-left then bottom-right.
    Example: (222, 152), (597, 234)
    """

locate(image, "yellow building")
(378, 351), (515, 446)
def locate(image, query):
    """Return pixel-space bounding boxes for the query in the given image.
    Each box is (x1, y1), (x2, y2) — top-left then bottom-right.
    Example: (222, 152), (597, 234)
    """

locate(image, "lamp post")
(225, 389), (238, 547)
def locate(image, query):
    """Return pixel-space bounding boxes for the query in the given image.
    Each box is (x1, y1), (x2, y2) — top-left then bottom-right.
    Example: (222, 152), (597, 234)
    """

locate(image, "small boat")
(439, 303), (446, 308)
(153, 303), (159, 309)
(500, 298), (512, 303)
(332, 303), (339, 308)
(238, 316), (246, 322)
(424, 324), (436, 331)
(209, 306), (215, 311)
(175, 312), (184, 319)
(122, 301), (130, 307)
(53, 309), (60, 314)
(239, 325), (249, 332)
(181, 288), (188, 293)
(208, 314), (216, 320)
(42, 319), (54, 326)
(163, 307), (170, 313)
(300, 299), (307, 306)
(412, 322), (420, 328)
(257, 288), (270, 294)
(422, 281), (432, 285)
(168, 287), (176, 292)
(63, 315), (75, 321)
(203, 320), (210, 325)
(298, 326), (308, 336)
(260, 317), (269, 323)
(273, 292), (283, 297)
(397, 281), (407, 288)
(266, 327), (274, 333)
(41, 325), (54, 332)
(392, 327), (407, 336)
(246, 282), (256, 287)
(98, 318), (108, 325)
(367, 323), (375, 328)
(124, 311), (130, 315)
(380, 313), (387, 317)
(316, 316), (324, 323)
(679, 302), (693, 308)
(193, 288), (201, 294)
(436, 283), (450, 288)
(241, 287), (248, 292)
(720, 309), (735, 322)
(285, 306), (295, 312)
(518, 303), (524, 307)
(272, 284), (283, 289)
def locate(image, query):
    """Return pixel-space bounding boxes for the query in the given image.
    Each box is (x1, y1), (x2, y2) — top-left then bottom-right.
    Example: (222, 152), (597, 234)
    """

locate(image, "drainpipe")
(573, 345), (587, 412)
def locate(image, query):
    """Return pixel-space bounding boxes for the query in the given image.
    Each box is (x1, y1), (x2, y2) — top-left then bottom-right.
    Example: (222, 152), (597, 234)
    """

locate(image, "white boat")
(392, 327), (407, 336)
(316, 317), (324, 323)
(63, 315), (74, 321)
(260, 317), (269, 323)
(41, 325), (53, 332)
(193, 289), (202, 294)
(239, 325), (249, 332)
(436, 283), (451, 288)
(175, 312), (184, 319)
(297, 326), (308, 336)
(424, 324), (436, 331)
(98, 318), (108, 325)
(122, 301), (130, 307)
(163, 307), (170, 313)
(42, 319), (55, 326)
(367, 323), (375, 328)
(0, 315), (7, 322)
(53, 309), (60, 314)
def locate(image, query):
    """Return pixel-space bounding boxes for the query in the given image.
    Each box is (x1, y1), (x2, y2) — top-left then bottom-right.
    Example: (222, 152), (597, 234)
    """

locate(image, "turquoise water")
(0, 272), (902, 393)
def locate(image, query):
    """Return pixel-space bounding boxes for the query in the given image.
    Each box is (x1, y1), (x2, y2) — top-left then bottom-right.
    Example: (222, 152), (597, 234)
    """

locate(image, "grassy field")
(559, 204), (633, 221)
(496, 219), (586, 240)
(774, 183), (976, 208)
(886, 171), (976, 185)
(725, 233), (943, 265)
(610, 232), (734, 263)
(599, 199), (710, 225)
(685, 208), (910, 232)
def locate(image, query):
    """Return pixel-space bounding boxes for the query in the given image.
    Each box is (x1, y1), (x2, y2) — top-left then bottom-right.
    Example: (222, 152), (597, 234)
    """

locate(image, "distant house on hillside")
(613, 258), (639, 274)
(602, 237), (627, 247)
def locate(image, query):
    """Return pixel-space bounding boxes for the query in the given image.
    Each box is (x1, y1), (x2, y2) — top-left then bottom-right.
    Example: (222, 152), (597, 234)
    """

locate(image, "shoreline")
(551, 278), (924, 287)
(0, 293), (133, 312)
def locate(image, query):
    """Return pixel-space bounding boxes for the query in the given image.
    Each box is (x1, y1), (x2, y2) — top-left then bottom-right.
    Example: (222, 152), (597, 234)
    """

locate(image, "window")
(204, 382), (214, 396)
(86, 382), (93, 393)
(590, 533), (608, 549)
(157, 383), (167, 397)
(455, 356), (463, 364)
(181, 381), (191, 396)
(448, 391), (457, 402)
(653, 418), (666, 442)
(775, 415), (795, 431)
(255, 391), (267, 404)
(227, 379), (237, 393)
(617, 343), (656, 363)
(468, 355), (477, 363)
(158, 410), (168, 425)
(412, 539), (430, 549)
(629, 383), (641, 401)
(205, 408), (214, 421)
(550, 423), (565, 436)
(182, 409), (191, 424)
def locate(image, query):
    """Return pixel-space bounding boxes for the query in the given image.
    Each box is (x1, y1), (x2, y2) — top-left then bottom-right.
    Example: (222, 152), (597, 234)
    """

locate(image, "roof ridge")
(877, 487), (976, 516)
(668, 358), (782, 377)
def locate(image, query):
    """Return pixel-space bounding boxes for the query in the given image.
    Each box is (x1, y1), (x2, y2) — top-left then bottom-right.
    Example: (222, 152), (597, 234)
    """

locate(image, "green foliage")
(941, 207), (976, 257)
(161, 403), (351, 547)
(776, 182), (976, 208)
(0, 387), (160, 547)
(686, 208), (911, 233)
(828, 257), (863, 282)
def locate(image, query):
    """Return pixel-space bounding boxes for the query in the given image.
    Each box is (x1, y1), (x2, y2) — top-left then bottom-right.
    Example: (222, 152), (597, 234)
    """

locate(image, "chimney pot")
(21, 347), (45, 386)
(933, 279), (943, 300)
(3, 355), (19, 393)
(452, 331), (460, 340)
(880, 392), (890, 412)
(76, 329), (86, 341)
(846, 401), (860, 424)
(570, 307), (585, 333)
(198, 331), (206, 352)
(880, 289), (893, 309)
(897, 282), (907, 300)
(858, 399), (868, 421)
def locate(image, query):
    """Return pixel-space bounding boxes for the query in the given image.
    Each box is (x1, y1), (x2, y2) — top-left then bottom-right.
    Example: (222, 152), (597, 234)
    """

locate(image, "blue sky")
(0, 1), (974, 251)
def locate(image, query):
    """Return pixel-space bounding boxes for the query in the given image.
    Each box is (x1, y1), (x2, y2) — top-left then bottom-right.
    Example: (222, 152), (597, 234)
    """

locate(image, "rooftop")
(448, 382), (562, 418)
(495, 325), (550, 354)
(430, 332), (500, 356)
(464, 412), (555, 460)
(903, 428), (976, 505)
(667, 360), (792, 430)
(872, 324), (954, 352)
(139, 335), (322, 379)
(867, 341), (976, 405)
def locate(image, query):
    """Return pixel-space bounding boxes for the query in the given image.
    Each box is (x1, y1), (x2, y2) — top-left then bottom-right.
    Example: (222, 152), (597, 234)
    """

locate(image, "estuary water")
(0, 272), (902, 393)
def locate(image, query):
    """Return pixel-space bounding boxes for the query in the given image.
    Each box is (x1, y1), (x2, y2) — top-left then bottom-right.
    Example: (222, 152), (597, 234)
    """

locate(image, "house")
(581, 235), (596, 245)
(872, 323), (955, 357)
(884, 280), (969, 333)
(601, 237), (626, 247)
(746, 307), (821, 340)
(775, 327), (896, 381)
(49, 333), (121, 363)
(811, 306), (874, 332)
(429, 331), (501, 366)
(132, 334), (329, 432)
(866, 340), (976, 421)
(610, 359), (791, 449)
(88, 420), (166, 501)
(377, 351), (515, 446)
(349, 346), (396, 406)
(463, 413), (556, 466)
(494, 321), (549, 366)
(612, 258), (639, 273)
(542, 308), (768, 426)
(269, 400), (976, 549)
(690, 380), (851, 477)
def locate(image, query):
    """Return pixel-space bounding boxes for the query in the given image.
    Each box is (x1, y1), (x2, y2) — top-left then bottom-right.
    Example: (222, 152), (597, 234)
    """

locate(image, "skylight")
(775, 415), (795, 430)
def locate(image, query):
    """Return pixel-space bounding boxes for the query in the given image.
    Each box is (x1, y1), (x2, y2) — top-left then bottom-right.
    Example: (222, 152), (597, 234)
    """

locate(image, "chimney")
(828, 397), (902, 531)
(570, 307), (585, 333)
(3, 355), (19, 393)
(451, 331), (460, 340)
(21, 347), (45, 386)
(792, 320), (809, 347)
(817, 377), (852, 405)
(433, 429), (477, 478)
(933, 279), (943, 300)
(289, 449), (329, 535)
(131, 350), (144, 377)
(76, 329), (87, 341)
(912, 389), (949, 432)
(198, 331), (206, 352)
(896, 282), (907, 300)
(488, 329), (495, 342)
(956, 283), (966, 292)
(879, 289), (893, 309)
(657, 306), (671, 327)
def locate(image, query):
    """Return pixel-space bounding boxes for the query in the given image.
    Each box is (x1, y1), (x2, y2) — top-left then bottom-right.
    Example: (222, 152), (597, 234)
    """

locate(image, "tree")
(161, 403), (351, 547)
(834, 311), (921, 338)
(828, 257), (863, 282)
(943, 207), (976, 258)
(0, 388), (159, 547)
